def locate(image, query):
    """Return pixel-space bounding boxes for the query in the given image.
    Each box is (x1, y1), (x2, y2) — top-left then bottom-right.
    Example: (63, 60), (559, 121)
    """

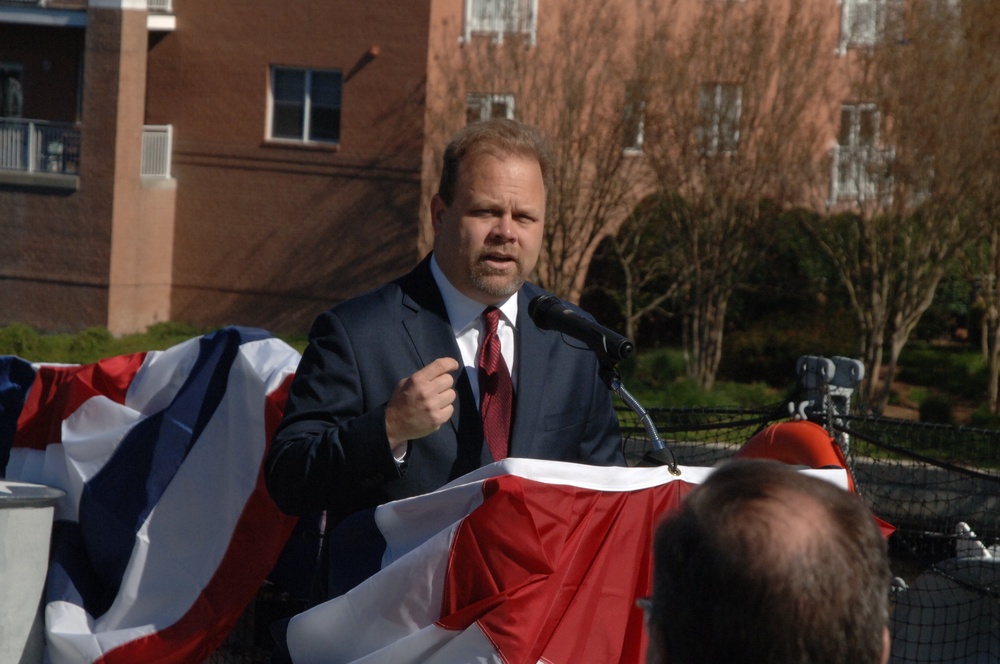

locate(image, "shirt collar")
(430, 254), (519, 333)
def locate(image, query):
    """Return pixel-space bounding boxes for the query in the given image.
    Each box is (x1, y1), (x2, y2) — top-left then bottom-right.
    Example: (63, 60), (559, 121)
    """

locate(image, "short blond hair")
(437, 119), (554, 206)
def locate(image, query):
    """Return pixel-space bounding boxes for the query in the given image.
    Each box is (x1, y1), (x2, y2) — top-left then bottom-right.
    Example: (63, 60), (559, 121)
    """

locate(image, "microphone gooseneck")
(528, 295), (675, 470)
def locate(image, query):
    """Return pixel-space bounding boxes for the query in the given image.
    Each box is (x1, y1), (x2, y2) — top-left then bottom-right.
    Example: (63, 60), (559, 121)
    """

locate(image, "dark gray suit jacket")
(265, 255), (624, 530)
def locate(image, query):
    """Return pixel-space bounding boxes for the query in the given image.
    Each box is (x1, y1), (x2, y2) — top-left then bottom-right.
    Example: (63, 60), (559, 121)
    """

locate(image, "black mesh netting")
(619, 404), (1000, 664)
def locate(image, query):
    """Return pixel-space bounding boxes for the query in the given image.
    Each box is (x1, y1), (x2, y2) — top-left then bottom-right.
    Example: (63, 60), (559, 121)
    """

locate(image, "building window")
(466, 93), (515, 124)
(463, 0), (538, 45)
(840, 0), (900, 49)
(269, 66), (342, 144)
(1, 64), (24, 119)
(622, 81), (646, 155)
(697, 83), (741, 155)
(831, 103), (888, 202)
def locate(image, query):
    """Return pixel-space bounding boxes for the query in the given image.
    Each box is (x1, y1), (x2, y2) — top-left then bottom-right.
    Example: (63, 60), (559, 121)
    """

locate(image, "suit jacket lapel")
(397, 257), (472, 436)
(510, 289), (551, 455)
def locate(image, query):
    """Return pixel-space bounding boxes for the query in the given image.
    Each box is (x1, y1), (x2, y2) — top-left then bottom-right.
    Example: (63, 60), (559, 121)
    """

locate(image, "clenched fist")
(385, 357), (460, 451)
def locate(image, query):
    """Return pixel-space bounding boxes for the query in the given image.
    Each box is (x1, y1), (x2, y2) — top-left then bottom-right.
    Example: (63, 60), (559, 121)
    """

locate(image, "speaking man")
(265, 118), (624, 599)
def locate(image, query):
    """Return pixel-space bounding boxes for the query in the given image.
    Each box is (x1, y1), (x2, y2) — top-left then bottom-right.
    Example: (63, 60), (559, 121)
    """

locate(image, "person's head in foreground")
(646, 459), (891, 664)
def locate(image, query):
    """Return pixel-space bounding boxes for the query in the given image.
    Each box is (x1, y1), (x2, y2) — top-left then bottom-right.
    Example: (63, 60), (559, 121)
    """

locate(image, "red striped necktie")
(478, 306), (512, 460)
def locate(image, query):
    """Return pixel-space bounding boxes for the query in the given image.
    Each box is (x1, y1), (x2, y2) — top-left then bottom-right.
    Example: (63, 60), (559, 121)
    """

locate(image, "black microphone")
(528, 295), (634, 363)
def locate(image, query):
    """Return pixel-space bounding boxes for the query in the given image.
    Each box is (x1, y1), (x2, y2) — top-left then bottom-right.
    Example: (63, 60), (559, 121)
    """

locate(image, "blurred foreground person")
(645, 459), (891, 664)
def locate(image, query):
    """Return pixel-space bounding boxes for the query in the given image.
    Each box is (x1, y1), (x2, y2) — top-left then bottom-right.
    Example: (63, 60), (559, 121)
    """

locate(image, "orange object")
(736, 421), (895, 537)
(736, 420), (854, 491)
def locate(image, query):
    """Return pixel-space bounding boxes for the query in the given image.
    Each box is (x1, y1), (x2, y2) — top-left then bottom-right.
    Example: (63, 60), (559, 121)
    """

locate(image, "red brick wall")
(145, 0), (433, 334)
(0, 17), (108, 332)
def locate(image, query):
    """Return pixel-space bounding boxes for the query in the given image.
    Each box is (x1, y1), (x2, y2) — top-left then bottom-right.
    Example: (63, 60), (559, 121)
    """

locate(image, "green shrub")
(0, 322), (210, 364)
(66, 327), (115, 361)
(710, 380), (781, 406)
(143, 321), (209, 344)
(0, 323), (40, 357)
(621, 375), (778, 410)
(906, 386), (929, 406)
(720, 314), (856, 389)
(618, 345), (786, 409)
(619, 347), (686, 391)
(968, 405), (1000, 430)
(897, 345), (987, 400)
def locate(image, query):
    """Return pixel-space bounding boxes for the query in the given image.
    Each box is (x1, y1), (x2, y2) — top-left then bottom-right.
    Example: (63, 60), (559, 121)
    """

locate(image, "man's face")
(431, 152), (545, 306)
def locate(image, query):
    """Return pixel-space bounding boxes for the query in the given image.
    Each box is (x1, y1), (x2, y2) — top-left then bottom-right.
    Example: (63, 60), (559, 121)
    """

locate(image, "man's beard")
(469, 257), (526, 299)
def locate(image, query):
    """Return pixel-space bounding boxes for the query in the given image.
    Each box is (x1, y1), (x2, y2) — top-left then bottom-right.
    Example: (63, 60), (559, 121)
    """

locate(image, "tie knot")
(482, 306), (502, 334)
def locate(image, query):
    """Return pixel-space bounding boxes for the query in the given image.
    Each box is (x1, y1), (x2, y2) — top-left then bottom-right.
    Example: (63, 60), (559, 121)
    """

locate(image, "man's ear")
(430, 194), (446, 234)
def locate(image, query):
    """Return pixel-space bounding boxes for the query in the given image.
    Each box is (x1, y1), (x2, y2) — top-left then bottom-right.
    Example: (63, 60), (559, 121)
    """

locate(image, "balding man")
(644, 459), (891, 664)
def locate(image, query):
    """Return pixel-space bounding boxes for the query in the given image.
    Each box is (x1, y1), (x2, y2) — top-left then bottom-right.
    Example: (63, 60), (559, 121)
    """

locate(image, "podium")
(0, 481), (63, 664)
(277, 459), (851, 663)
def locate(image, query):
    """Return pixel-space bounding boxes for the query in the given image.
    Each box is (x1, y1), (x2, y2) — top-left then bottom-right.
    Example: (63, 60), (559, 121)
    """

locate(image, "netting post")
(795, 355), (865, 454)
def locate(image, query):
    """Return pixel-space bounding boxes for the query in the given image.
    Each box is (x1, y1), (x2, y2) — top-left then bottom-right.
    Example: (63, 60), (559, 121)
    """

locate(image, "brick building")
(1, 0), (442, 334)
(0, 0), (896, 335)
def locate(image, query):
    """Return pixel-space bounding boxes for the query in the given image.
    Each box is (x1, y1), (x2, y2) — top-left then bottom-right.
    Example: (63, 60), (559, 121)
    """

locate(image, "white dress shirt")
(430, 255), (518, 407)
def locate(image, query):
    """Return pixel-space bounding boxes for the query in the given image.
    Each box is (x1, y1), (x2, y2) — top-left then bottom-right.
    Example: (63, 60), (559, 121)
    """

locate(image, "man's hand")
(385, 357), (460, 450)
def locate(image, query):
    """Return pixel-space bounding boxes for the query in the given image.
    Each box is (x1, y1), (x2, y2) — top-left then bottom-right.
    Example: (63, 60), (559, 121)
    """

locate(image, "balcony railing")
(0, 118), (80, 175)
(1, 0), (172, 11)
(0, 120), (173, 179)
(141, 124), (172, 178)
(829, 144), (894, 204)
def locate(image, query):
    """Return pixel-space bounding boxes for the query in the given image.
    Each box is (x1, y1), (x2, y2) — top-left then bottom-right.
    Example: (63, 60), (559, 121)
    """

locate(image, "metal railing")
(0, 118), (80, 175)
(829, 144), (894, 204)
(141, 124), (173, 178)
(147, 0), (173, 12)
(0, 120), (173, 178)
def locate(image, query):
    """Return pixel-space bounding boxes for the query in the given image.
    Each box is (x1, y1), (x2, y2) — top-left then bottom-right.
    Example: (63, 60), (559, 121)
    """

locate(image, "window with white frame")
(832, 103), (882, 201)
(697, 83), (741, 155)
(269, 66), (342, 144)
(466, 93), (515, 124)
(464, 0), (538, 44)
(840, 0), (901, 49)
(622, 81), (646, 154)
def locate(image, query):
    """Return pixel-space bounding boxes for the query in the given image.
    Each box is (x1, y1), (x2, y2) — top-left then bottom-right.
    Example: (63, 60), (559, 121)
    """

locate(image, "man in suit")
(265, 118), (624, 599)
(643, 459), (891, 664)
